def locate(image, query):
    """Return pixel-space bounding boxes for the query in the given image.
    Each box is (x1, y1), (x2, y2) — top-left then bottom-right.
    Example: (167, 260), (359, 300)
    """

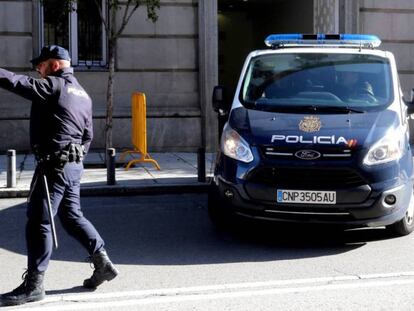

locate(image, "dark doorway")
(218, 0), (314, 94)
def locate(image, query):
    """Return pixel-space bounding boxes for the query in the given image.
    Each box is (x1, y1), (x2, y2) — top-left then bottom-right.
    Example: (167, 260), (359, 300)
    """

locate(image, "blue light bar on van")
(264, 34), (381, 48)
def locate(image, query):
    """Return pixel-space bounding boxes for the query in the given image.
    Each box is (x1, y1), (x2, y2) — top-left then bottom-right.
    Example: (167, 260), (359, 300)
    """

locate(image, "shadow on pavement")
(0, 194), (397, 267)
(46, 286), (94, 296)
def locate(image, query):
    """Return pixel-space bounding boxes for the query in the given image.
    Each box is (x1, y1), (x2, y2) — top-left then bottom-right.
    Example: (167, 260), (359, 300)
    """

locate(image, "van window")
(241, 53), (393, 112)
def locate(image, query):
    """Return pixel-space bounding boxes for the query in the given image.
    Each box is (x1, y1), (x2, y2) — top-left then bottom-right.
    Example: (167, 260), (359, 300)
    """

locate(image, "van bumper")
(213, 176), (413, 227)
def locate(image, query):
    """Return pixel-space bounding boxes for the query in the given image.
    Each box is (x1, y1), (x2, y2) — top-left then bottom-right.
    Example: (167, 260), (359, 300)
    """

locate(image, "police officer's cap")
(30, 45), (71, 66)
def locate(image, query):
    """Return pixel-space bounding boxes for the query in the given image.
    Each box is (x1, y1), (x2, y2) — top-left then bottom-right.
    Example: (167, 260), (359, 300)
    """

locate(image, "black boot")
(1, 270), (45, 306)
(83, 250), (119, 289)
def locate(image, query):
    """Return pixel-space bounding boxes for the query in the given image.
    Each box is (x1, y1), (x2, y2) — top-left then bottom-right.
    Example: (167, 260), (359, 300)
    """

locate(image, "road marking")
(11, 271), (414, 310)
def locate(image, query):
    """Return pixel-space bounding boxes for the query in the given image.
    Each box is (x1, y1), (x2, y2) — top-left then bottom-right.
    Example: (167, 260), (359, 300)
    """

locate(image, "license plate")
(277, 189), (336, 204)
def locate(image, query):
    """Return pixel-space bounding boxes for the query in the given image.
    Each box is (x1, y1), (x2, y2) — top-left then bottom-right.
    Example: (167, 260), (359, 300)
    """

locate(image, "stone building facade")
(0, 0), (413, 152)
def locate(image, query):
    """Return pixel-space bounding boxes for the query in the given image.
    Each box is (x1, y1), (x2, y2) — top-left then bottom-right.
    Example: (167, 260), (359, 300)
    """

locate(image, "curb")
(0, 189), (30, 198)
(0, 183), (210, 199)
(80, 183), (210, 196)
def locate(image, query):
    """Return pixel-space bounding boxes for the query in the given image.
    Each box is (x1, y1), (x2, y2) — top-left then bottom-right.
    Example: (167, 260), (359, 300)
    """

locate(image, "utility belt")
(34, 143), (84, 173)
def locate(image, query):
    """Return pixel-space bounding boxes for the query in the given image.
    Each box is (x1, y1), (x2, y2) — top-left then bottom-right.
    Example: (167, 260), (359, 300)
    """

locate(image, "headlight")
(221, 123), (254, 163)
(363, 129), (404, 166)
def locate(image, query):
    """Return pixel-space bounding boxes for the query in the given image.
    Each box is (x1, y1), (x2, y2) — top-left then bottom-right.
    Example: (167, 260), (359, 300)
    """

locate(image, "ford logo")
(295, 150), (321, 160)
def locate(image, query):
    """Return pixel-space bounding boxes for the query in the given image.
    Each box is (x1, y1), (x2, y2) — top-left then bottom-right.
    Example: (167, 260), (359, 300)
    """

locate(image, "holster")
(35, 143), (84, 174)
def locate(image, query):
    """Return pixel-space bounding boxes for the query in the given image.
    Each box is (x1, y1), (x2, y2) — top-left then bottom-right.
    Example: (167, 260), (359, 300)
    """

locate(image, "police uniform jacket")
(0, 67), (93, 156)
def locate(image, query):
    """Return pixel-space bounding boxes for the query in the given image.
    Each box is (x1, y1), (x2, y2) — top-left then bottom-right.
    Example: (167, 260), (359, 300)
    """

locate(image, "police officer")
(0, 45), (118, 306)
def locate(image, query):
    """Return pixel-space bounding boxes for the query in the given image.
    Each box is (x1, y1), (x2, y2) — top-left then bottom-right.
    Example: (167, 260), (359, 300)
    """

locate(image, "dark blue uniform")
(0, 67), (105, 272)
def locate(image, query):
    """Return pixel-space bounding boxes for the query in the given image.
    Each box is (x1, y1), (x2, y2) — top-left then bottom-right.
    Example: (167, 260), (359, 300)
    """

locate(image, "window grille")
(40, 0), (107, 68)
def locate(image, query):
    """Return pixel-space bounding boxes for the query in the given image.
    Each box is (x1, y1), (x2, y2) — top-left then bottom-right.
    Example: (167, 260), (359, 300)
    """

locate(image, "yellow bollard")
(119, 92), (161, 170)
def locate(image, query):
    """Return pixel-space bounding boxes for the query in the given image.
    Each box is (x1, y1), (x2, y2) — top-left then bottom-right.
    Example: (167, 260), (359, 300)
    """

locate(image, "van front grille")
(247, 167), (366, 189)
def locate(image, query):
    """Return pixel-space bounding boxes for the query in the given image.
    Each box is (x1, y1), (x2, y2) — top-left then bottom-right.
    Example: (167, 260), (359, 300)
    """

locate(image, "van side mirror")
(212, 85), (231, 113)
(407, 88), (414, 115)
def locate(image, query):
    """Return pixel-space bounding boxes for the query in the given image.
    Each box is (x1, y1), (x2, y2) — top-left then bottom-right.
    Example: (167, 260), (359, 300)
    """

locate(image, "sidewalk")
(0, 152), (215, 198)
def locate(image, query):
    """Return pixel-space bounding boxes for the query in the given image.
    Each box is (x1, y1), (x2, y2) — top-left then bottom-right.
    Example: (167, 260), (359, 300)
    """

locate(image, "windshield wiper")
(248, 100), (365, 113)
(297, 105), (364, 113)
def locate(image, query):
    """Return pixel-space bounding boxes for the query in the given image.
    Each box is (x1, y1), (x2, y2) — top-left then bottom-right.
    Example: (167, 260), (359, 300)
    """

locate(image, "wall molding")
(119, 34), (198, 39)
(117, 68), (197, 72)
(0, 32), (31, 37)
(360, 8), (414, 14)
(383, 39), (414, 44)
(1, 67), (32, 72)
(117, 1), (197, 7)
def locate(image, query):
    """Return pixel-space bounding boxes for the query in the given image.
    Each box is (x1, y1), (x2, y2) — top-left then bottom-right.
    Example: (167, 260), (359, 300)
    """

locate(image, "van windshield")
(240, 53), (393, 113)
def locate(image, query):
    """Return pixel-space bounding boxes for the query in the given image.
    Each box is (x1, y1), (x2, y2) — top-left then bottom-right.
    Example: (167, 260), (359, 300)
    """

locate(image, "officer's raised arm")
(0, 68), (57, 101)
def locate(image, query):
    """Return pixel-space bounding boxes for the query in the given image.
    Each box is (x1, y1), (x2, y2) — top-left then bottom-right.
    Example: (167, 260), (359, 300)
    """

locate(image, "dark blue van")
(209, 34), (414, 235)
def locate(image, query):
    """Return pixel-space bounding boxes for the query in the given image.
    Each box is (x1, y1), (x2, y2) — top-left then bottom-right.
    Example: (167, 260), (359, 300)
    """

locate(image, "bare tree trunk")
(105, 38), (115, 150)
(102, 0), (159, 153)
(105, 3), (117, 151)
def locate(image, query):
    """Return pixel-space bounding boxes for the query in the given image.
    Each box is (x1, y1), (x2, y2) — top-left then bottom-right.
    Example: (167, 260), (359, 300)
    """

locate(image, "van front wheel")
(208, 185), (233, 230)
(386, 193), (414, 236)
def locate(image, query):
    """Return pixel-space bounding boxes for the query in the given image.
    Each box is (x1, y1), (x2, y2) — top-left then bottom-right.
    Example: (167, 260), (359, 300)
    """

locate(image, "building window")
(40, 0), (107, 68)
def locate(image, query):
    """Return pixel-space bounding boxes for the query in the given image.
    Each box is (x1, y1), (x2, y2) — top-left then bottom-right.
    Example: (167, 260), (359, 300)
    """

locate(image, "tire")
(386, 190), (414, 236)
(207, 185), (233, 230)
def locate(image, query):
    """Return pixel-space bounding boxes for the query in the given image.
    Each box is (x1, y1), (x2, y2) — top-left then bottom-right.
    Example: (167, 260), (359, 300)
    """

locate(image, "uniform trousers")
(27, 161), (104, 272)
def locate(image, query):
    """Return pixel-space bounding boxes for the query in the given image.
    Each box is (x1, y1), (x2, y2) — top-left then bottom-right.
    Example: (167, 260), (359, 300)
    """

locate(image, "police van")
(209, 34), (414, 236)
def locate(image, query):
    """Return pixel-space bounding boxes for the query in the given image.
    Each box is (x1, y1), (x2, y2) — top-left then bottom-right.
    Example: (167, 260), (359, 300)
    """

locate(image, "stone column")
(32, 0), (42, 61)
(339, 0), (360, 33)
(314, 0), (339, 33)
(198, 0), (219, 152)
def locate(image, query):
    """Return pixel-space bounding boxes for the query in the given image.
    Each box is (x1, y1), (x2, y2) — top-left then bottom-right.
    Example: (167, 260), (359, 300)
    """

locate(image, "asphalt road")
(1, 194), (414, 310)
